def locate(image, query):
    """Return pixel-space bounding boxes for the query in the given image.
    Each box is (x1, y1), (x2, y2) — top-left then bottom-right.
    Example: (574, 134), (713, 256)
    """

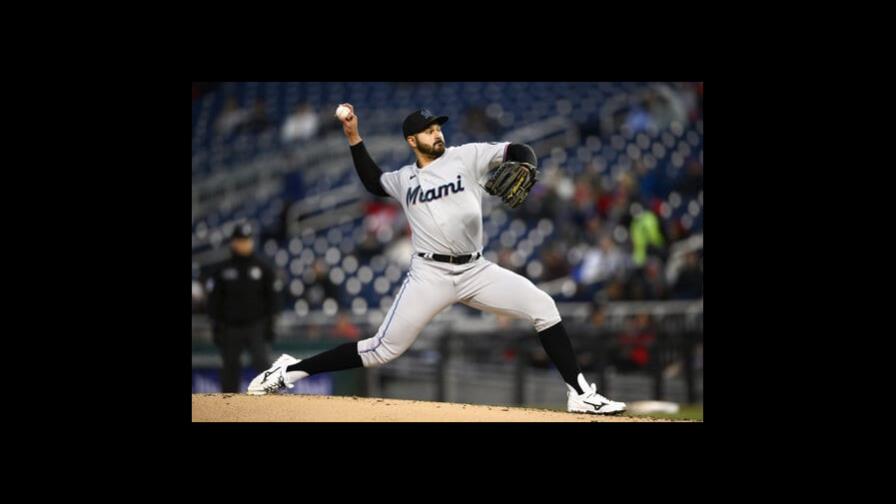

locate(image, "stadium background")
(191, 82), (703, 418)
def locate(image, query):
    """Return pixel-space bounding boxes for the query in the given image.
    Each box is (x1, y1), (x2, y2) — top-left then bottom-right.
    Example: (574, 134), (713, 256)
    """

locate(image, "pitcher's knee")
(531, 291), (562, 332)
(357, 337), (406, 368)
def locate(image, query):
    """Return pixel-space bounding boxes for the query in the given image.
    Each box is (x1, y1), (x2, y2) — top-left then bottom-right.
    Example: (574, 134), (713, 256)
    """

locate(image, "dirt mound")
(192, 394), (689, 422)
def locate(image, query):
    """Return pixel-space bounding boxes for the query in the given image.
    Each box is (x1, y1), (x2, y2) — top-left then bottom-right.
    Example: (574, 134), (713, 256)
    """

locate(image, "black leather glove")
(483, 161), (538, 209)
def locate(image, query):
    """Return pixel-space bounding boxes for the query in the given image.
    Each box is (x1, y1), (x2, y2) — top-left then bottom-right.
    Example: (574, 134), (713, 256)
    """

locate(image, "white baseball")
(335, 105), (351, 120)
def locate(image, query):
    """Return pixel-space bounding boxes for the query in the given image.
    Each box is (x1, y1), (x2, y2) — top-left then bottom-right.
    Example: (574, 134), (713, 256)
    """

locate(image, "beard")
(417, 138), (446, 158)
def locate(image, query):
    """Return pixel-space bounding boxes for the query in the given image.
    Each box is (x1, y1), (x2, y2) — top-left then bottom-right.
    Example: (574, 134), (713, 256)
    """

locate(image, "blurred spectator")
(215, 96), (250, 136)
(385, 227), (414, 269)
(577, 235), (626, 285)
(664, 218), (687, 244)
(575, 305), (611, 374)
(624, 95), (657, 134)
(630, 205), (665, 267)
(244, 99), (271, 134)
(191, 279), (206, 313)
(274, 172), (307, 241)
(496, 247), (518, 273)
(675, 158), (704, 197)
(301, 258), (341, 310)
(572, 174), (599, 223)
(643, 257), (667, 300)
(611, 314), (656, 372)
(540, 244), (571, 281)
(356, 228), (386, 262)
(635, 160), (664, 201)
(281, 103), (320, 143)
(517, 183), (554, 221)
(355, 200), (402, 261)
(582, 216), (603, 245)
(364, 200), (401, 234)
(204, 222), (278, 393)
(605, 278), (626, 301)
(673, 82), (703, 123)
(524, 166), (573, 228)
(626, 202), (668, 301)
(646, 84), (689, 129)
(603, 172), (637, 225)
(624, 256), (667, 301)
(331, 313), (361, 341)
(595, 186), (615, 220)
(671, 251), (702, 299)
(461, 105), (501, 138)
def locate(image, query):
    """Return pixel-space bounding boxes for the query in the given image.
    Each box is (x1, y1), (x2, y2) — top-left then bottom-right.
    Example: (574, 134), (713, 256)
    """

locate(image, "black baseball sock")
(286, 342), (363, 375)
(537, 321), (585, 394)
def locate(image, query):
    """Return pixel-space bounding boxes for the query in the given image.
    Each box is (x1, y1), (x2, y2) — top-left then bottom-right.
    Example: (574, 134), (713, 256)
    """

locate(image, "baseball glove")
(483, 161), (538, 209)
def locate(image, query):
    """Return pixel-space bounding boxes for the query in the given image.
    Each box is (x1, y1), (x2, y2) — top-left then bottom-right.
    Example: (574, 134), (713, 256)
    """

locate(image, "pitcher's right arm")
(337, 103), (389, 198)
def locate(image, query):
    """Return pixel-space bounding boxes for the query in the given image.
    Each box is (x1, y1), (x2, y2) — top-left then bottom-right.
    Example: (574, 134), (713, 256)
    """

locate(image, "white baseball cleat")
(566, 374), (626, 415)
(247, 354), (301, 395)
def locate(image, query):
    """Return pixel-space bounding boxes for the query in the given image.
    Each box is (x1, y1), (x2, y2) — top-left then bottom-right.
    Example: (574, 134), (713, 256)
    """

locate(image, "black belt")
(417, 252), (481, 264)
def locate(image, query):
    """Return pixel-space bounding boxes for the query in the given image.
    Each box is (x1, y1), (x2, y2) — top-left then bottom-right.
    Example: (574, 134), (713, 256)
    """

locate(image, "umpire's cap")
(230, 221), (254, 240)
(402, 109), (448, 138)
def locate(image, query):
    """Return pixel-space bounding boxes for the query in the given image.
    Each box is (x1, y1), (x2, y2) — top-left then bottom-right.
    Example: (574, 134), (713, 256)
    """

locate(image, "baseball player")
(248, 105), (625, 414)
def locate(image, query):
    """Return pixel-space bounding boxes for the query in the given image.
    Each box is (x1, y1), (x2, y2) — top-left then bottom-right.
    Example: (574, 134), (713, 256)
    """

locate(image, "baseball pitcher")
(248, 105), (625, 414)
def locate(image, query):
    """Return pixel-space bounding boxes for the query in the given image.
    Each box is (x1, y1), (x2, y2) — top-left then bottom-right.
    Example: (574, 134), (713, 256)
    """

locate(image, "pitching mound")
(192, 394), (688, 422)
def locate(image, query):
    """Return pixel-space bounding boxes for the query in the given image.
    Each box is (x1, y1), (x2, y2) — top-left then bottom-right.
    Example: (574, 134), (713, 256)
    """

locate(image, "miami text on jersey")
(406, 175), (465, 206)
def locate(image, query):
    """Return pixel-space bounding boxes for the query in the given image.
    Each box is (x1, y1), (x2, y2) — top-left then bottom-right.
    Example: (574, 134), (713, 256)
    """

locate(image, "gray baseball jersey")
(379, 142), (508, 256)
(357, 142), (561, 368)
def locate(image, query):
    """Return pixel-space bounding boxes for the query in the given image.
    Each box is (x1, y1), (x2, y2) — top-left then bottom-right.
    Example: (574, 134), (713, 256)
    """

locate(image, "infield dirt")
(191, 394), (696, 422)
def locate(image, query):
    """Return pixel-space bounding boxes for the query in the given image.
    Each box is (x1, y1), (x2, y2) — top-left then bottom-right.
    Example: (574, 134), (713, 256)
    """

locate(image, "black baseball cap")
(402, 109), (449, 138)
(230, 221), (254, 239)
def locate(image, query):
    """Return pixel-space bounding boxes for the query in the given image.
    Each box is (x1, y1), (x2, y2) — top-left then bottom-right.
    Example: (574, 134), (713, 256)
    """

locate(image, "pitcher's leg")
(357, 268), (455, 368)
(460, 262), (583, 391)
(285, 342), (363, 382)
(460, 261), (626, 413)
(459, 261), (561, 332)
(248, 260), (454, 394)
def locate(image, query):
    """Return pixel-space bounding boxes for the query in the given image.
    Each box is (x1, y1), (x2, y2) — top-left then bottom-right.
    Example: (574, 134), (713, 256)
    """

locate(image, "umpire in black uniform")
(206, 221), (278, 393)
